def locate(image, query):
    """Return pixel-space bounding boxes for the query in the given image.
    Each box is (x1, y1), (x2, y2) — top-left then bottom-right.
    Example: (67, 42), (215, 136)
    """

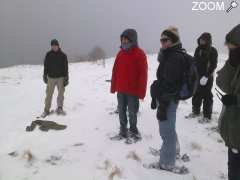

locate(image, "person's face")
(121, 37), (129, 44)
(160, 35), (172, 49)
(199, 39), (206, 45)
(51, 45), (59, 52)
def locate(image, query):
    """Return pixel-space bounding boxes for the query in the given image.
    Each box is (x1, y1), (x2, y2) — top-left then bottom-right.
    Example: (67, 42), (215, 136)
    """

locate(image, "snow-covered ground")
(0, 54), (228, 180)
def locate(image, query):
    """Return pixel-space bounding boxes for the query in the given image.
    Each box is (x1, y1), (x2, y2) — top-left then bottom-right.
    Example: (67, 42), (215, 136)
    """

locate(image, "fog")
(0, 0), (239, 67)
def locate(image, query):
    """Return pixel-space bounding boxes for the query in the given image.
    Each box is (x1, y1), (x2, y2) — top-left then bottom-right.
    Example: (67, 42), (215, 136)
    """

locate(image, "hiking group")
(40, 24), (240, 179)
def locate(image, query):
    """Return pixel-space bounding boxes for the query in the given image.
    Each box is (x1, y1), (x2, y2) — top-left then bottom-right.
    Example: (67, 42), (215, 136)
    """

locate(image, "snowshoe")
(143, 162), (189, 175)
(110, 132), (127, 141)
(149, 147), (160, 157)
(198, 117), (211, 124)
(56, 107), (66, 116)
(181, 154), (190, 162)
(109, 109), (119, 115)
(39, 110), (54, 118)
(185, 113), (200, 119)
(143, 162), (160, 169)
(125, 131), (142, 144)
(149, 147), (190, 163)
(170, 165), (189, 175)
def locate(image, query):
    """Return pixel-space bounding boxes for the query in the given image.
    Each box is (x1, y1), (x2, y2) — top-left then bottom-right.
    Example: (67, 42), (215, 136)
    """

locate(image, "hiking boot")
(129, 130), (142, 141)
(41, 110), (50, 118)
(56, 107), (66, 115)
(198, 117), (211, 124)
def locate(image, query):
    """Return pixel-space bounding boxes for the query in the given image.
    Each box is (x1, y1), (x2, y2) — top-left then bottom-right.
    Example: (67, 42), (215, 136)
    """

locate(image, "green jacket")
(216, 61), (240, 149)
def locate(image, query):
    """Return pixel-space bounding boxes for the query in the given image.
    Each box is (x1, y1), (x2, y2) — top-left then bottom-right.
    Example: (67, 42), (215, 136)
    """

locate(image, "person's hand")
(43, 75), (48, 84)
(221, 94), (237, 106)
(200, 76), (208, 86)
(64, 76), (69, 87)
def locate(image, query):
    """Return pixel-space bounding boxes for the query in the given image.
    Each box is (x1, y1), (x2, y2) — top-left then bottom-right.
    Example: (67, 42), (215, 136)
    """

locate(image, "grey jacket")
(216, 61), (240, 149)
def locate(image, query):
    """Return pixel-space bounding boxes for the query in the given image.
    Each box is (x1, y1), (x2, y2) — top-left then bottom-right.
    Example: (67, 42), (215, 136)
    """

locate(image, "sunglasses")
(160, 38), (170, 43)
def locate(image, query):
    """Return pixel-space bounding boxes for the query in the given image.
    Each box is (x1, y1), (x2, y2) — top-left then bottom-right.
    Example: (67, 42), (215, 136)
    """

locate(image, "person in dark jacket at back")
(149, 26), (188, 174)
(187, 33), (218, 123)
(110, 29), (148, 142)
(216, 24), (240, 180)
(41, 39), (69, 118)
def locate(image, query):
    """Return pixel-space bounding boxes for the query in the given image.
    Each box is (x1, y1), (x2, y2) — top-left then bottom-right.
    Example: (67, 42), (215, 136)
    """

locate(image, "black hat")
(51, 39), (59, 46)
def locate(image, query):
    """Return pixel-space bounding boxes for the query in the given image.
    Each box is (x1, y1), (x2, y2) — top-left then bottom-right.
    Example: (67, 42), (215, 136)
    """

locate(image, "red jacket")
(111, 47), (148, 99)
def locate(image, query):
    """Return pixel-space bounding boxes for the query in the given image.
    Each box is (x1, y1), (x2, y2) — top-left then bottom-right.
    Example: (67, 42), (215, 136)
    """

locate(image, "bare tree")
(88, 46), (106, 61)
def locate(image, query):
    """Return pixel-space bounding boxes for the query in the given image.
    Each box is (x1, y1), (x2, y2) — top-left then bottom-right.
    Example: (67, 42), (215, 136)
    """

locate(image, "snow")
(0, 54), (228, 180)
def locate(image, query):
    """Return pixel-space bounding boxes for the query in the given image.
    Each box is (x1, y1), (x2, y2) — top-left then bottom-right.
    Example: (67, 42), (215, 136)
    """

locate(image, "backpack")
(177, 51), (199, 100)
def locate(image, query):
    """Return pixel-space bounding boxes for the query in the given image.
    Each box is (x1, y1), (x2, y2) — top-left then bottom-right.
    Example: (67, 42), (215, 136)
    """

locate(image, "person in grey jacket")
(216, 24), (240, 180)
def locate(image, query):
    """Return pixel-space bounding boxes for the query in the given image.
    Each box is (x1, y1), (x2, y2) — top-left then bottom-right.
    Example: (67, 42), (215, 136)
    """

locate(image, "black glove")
(151, 99), (157, 110)
(64, 76), (69, 87)
(43, 75), (48, 84)
(221, 94), (238, 106)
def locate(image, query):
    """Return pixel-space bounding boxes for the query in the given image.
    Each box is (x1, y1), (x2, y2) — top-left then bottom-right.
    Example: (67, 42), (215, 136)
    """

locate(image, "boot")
(41, 110), (50, 118)
(56, 107), (66, 115)
(198, 117), (211, 124)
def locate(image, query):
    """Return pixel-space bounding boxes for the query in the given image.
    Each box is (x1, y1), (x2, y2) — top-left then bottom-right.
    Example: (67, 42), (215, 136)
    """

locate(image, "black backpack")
(177, 51), (199, 100)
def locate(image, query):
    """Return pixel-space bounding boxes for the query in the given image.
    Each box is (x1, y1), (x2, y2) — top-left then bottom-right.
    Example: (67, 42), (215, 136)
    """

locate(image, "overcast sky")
(0, 0), (239, 67)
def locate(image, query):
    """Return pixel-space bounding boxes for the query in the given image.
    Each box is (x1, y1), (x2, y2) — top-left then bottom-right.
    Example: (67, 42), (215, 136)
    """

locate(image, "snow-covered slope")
(0, 54), (228, 180)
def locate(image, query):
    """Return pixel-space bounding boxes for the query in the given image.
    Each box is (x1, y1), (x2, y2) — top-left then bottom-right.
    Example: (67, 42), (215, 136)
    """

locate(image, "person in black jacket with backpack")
(187, 33), (218, 123)
(149, 26), (188, 174)
(41, 39), (69, 118)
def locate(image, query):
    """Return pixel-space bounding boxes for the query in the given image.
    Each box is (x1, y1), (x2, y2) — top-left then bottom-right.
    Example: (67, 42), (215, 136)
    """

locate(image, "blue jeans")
(117, 93), (139, 134)
(158, 100), (179, 167)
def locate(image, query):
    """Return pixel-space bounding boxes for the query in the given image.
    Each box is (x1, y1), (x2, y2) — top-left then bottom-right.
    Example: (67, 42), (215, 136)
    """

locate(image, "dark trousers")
(228, 148), (240, 180)
(117, 93), (139, 134)
(192, 77), (213, 119)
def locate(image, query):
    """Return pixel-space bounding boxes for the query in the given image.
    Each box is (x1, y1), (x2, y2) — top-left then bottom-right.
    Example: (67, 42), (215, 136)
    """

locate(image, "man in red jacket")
(110, 29), (148, 142)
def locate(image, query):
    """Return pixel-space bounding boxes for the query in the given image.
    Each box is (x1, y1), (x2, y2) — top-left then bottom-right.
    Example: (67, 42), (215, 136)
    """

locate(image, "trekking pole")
(215, 88), (224, 101)
(216, 93), (222, 101)
(215, 88), (224, 96)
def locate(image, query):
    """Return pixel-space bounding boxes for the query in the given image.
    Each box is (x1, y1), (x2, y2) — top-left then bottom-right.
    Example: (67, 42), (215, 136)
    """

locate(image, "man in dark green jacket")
(216, 24), (240, 180)
(41, 39), (69, 118)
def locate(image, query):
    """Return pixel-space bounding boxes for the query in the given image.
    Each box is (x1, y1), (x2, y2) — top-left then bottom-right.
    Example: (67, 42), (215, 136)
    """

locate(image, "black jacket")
(44, 49), (68, 78)
(156, 43), (186, 97)
(194, 46), (218, 77)
(194, 33), (218, 77)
